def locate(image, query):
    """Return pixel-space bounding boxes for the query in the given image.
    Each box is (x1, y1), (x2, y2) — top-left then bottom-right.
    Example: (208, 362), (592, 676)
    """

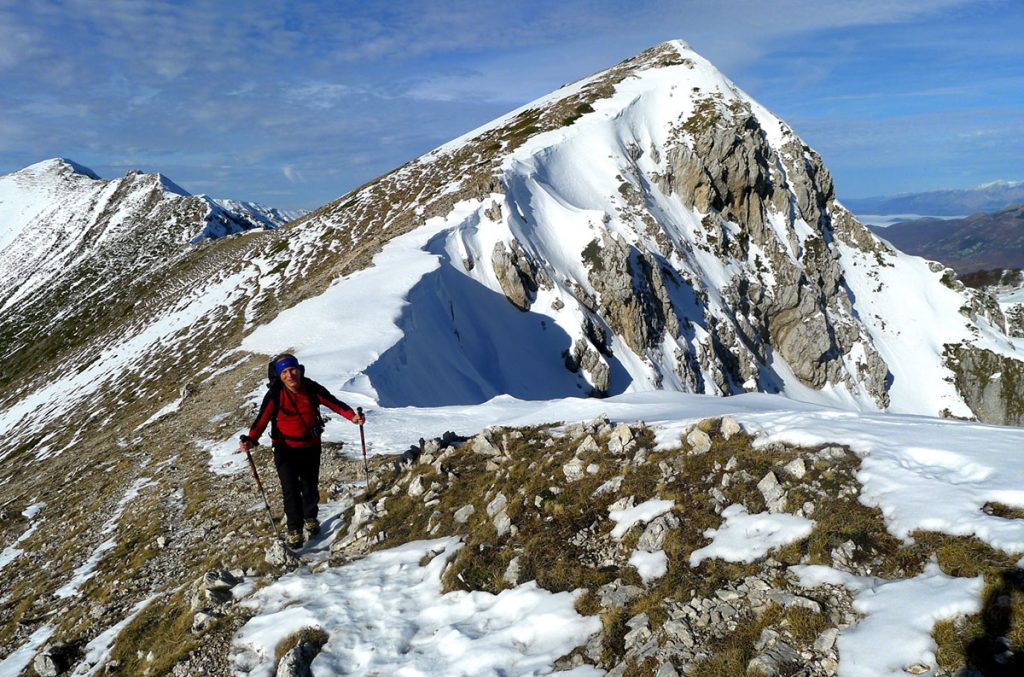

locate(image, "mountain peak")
(975, 179), (1024, 190)
(15, 157), (101, 182)
(154, 172), (190, 197)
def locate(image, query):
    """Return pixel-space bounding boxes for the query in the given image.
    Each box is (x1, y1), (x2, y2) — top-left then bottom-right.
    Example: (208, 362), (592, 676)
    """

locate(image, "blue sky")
(1, 0), (1021, 210)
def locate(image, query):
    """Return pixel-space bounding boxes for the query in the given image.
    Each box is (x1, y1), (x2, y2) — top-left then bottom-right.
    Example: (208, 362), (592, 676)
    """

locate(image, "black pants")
(273, 443), (321, 532)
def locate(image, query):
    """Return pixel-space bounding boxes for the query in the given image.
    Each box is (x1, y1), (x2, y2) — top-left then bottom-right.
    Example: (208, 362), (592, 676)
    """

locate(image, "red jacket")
(248, 378), (356, 449)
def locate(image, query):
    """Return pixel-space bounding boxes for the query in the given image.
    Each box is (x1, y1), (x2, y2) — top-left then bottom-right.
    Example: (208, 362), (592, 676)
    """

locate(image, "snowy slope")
(222, 390), (1024, 677)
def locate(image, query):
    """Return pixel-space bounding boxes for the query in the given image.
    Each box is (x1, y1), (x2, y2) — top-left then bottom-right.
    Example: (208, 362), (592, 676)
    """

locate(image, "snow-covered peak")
(212, 198), (305, 229)
(151, 171), (191, 197)
(261, 40), (1024, 423)
(12, 157), (102, 182)
(975, 179), (1024, 190)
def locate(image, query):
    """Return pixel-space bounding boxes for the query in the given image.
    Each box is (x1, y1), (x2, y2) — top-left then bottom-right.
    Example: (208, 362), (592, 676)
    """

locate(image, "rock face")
(944, 343), (1024, 425)
(587, 94), (892, 406)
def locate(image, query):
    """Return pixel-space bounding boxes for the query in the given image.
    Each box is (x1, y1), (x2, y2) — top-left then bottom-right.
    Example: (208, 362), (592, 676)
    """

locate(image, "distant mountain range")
(845, 180), (1024, 216)
(0, 158), (301, 315)
(869, 204), (1024, 274)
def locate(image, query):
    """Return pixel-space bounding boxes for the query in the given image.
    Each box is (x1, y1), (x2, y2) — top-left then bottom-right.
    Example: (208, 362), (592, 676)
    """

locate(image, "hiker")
(238, 353), (365, 548)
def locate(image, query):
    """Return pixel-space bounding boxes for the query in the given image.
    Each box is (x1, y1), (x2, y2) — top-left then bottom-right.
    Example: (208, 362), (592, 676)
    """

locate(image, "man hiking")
(239, 353), (365, 548)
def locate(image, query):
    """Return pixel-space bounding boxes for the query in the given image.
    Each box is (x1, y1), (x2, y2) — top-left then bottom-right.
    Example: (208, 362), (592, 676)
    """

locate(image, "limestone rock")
(720, 416), (741, 440)
(608, 424), (636, 455)
(757, 471), (787, 513)
(492, 510), (512, 538)
(503, 556), (521, 586)
(33, 642), (76, 677)
(813, 627), (838, 653)
(655, 663), (680, 677)
(598, 579), (644, 608)
(576, 434), (600, 455)
(686, 427), (712, 455)
(593, 476), (623, 496)
(454, 504), (476, 523)
(638, 513), (680, 552)
(469, 432), (500, 457)
(265, 541), (301, 568)
(276, 639), (323, 677)
(492, 240), (540, 311)
(782, 457), (806, 480)
(747, 639), (800, 677)
(563, 458), (585, 481)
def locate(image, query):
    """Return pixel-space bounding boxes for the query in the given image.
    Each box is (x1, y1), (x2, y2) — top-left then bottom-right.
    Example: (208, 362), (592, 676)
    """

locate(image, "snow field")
(231, 537), (602, 677)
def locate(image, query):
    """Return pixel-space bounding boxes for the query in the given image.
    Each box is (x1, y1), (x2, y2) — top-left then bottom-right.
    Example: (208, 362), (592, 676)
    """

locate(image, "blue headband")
(274, 356), (300, 376)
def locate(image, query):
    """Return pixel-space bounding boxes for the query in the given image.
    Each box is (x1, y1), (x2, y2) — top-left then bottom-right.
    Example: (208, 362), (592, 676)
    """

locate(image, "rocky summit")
(2, 40), (1024, 676)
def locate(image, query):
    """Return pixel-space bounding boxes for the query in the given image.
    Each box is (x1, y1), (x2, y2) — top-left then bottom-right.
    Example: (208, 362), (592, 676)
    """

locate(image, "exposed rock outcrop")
(944, 343), (1024, 425)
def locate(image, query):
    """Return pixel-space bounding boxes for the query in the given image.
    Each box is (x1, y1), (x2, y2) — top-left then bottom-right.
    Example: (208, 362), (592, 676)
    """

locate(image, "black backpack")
(265, 357), (324, 442)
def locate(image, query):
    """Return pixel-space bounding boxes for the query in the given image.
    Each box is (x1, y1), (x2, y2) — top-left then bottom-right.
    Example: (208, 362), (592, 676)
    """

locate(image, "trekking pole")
(244, 447), (282, 540)
(357, 407), (370, 491)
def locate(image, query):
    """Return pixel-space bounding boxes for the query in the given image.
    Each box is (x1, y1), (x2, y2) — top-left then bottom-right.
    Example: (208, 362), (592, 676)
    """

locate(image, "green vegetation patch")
(682, 96), (724, 138)
(582, 239), (605, 272)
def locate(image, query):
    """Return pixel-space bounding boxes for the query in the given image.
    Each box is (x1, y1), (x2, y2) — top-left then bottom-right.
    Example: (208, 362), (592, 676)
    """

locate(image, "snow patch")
(689, 504), (814, 566)
(609, 498), (675, 539)
(629, 549), (668, 583)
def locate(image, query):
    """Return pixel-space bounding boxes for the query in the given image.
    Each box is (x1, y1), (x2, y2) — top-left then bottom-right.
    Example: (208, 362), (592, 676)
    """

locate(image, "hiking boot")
(303, 519), (320, 536)
(286, 529), (303, 548)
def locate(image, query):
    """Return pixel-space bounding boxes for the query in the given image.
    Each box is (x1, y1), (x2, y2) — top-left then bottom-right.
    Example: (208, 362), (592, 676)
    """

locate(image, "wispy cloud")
(282, 165), (305, 183)
(283, 82), (354, 109)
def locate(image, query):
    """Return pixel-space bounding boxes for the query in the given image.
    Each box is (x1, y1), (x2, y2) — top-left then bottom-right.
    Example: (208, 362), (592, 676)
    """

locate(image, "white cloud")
(282, 164), (304, 183)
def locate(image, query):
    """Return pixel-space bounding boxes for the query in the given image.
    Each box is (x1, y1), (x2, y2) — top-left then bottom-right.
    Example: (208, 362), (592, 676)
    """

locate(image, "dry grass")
(274, 626), (329, 663)
(109, 590), (202, 676)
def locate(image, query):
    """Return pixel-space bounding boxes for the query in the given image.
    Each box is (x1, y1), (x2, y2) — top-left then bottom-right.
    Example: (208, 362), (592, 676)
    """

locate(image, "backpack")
(265, 357), (325, 443)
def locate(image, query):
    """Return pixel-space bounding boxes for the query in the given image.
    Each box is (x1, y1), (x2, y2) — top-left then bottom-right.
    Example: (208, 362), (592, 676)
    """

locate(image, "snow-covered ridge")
(0, 158), (291, 313)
